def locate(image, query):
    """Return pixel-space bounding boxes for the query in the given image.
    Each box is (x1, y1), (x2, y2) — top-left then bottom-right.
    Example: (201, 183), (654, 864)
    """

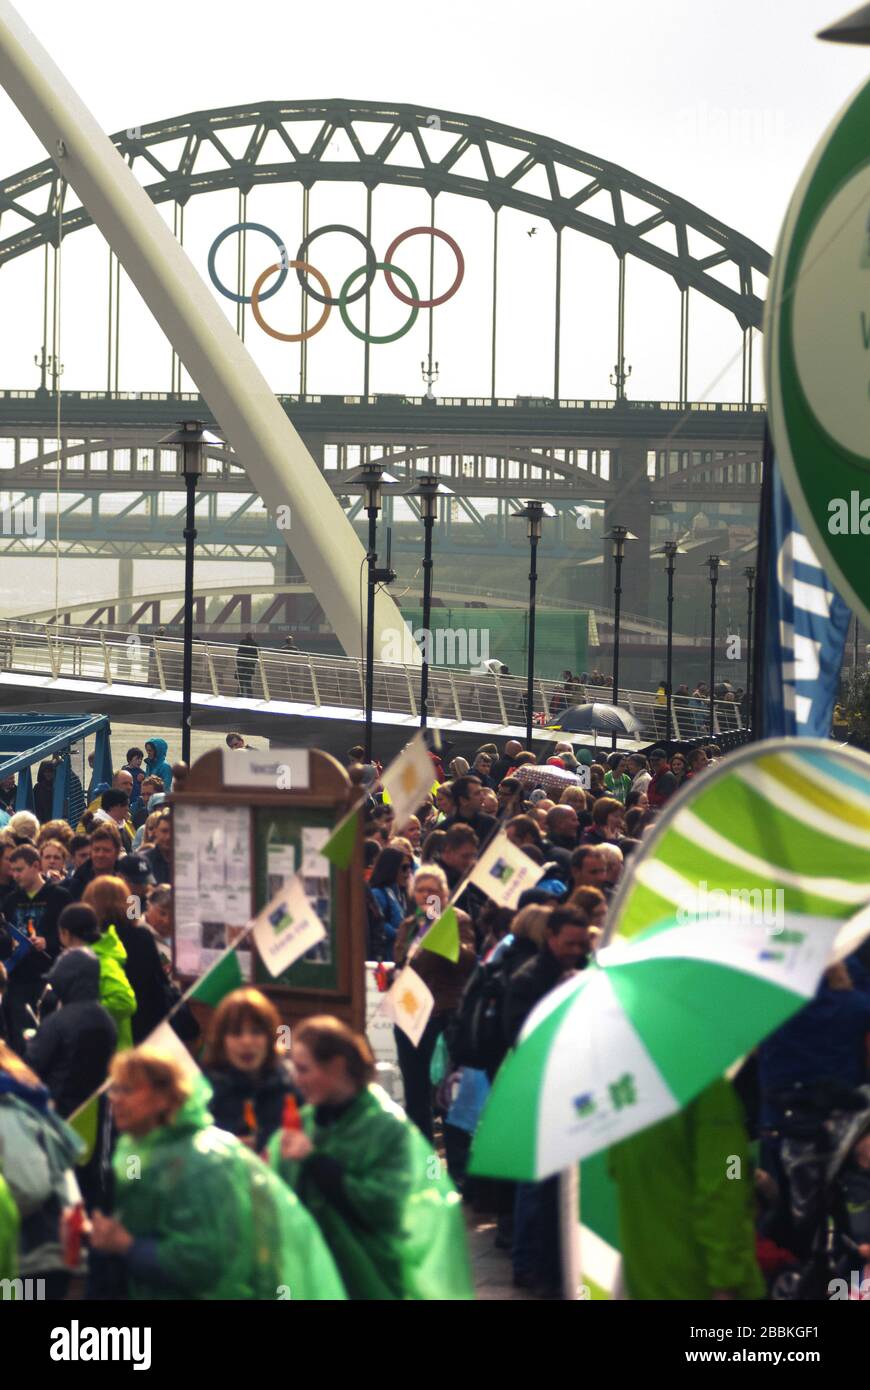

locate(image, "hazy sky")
(0, 0), (865, 610)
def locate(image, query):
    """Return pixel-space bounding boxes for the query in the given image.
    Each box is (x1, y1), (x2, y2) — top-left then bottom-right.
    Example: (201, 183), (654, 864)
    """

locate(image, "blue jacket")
(370, 887), (406, 948)
(144, 737), (173, 792)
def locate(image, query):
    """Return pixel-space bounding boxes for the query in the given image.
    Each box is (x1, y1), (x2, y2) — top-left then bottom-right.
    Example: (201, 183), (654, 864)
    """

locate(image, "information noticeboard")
(170, 746), (366, 1031)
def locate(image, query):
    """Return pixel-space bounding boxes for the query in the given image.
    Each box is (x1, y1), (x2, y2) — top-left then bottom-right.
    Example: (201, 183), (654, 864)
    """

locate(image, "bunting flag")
(760, 461), (852, 738)
(138, 1019), (201, 1077)
(384, 965), (435, 1045)
(469, 738), (870, 1181)
(382, 733), (434, 828)
(322, 806), (361, 870)
(418, 905), (460, 963)
(468, 830), (545, 910)
(188, 944), (245, 1007)
(252, 876), (327, 978)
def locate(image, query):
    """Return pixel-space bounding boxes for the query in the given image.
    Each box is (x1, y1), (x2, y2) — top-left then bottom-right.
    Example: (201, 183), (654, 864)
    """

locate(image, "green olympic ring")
(338, 262), (420, 344)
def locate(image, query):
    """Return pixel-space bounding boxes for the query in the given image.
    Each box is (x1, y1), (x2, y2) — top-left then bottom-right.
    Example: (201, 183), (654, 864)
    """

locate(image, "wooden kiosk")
(170, 746), (366, 1032)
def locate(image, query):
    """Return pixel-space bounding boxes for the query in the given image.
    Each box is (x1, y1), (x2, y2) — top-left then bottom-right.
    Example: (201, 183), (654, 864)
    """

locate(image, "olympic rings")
(250, 261), (332, 342)
(295, 224), (377, 306)
(207, 221), (464, 342)
(339, 263), (419, 344)
(207, 222), (289, 304)
(383, 227), (465, 308)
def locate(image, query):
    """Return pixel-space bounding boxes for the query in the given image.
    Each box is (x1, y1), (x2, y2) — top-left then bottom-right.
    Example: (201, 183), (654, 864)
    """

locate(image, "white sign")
(384, 965), (434, 1046)
(252, 875), (326, 978)
(222, 748), (310, 789)
(469, 830), (545, 910)
(382, 734), (433, 827)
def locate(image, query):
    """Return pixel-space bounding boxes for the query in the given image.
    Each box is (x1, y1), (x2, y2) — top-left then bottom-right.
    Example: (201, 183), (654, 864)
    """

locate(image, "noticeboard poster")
(252, 805), (340, 992)
(173, 801), (254, 980)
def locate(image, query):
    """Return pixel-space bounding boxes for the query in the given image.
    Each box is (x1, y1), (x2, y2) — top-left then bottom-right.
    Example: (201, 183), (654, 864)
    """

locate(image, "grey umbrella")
(549, 701), (643, 736)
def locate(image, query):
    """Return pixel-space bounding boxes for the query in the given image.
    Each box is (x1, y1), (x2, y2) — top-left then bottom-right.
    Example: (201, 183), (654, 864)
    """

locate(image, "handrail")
(0, 388), (766, 412)
(0, 621), (744, 739)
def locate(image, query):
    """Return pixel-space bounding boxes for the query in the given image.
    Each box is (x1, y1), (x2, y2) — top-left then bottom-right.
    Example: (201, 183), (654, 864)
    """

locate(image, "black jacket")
(0, 881), (71, 987)
(440, 810), (498, 845)
(143, 845), (172, 885)
(67, 858), (100, 903)
(115, 921), (172, 1043)
(26, 948), (117, 1117)
(503, 946), (566, 1048)
(205, 1060), (300, 1153)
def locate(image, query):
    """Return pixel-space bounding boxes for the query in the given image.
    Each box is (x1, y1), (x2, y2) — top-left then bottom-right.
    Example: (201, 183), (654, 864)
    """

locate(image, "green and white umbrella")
(606, 740), (870, 949)
(469, 739), (870, 1181)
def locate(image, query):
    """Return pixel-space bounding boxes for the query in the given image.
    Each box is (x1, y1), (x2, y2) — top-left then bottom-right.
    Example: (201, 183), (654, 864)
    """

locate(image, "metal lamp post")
(653, 541), (686, 741)
(604, 526), (638, 741)
(401, 474), (451, 728)
(511, 501), (548, 744)
(339, 462), (397, 763)
(703, 555), (728, 737)
(361, 463), (385, 765)
(743, 565), (756, 726)
(159, 420), (222, 766)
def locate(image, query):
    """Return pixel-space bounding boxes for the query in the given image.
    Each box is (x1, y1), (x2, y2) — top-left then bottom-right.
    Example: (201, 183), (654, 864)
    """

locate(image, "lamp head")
(158, 419), (223, 477)
(818, 3), (870, 42)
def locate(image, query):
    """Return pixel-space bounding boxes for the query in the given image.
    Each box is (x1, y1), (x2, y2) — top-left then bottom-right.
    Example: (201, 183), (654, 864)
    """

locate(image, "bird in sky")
(527, 227), (537, 237)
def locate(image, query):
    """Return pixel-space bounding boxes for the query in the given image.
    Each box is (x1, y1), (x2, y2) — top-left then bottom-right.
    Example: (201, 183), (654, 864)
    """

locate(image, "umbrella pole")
(559, 1165), (582, 1300)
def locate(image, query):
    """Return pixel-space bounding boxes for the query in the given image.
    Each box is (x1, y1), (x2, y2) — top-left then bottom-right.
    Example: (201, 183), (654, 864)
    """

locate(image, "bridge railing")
(0, 622), (743, 739)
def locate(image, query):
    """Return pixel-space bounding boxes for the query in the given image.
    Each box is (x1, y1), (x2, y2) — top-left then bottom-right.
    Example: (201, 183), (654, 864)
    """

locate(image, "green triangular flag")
(189, 948), (244, 1007)
(323, 807), (359, 870)
(419, 905), (460, 963)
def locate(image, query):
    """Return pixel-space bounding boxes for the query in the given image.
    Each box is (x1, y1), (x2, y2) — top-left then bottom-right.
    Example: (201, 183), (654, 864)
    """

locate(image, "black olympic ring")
(295, 224), (377, 306)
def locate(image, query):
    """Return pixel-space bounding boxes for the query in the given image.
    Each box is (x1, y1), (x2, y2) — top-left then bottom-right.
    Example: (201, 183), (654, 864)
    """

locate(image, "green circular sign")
(766, 76), (870, 623)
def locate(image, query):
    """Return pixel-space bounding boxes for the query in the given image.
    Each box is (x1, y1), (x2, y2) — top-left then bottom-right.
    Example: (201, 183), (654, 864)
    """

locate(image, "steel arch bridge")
(0, 98), (770, 620)
(0, 98), (769, 327)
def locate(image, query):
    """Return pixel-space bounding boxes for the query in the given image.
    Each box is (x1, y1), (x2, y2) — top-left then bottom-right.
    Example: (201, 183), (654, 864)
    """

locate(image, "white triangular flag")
(384, 966), (434, 1046)
(253, 874), (327, 978)
(469, 829), (546, 910)
(141, 1019), (202, 1079)
(382, 733), (433, 829)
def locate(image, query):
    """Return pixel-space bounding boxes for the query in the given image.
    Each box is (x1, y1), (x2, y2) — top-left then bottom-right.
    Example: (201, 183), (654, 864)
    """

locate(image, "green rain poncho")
(268, 1084), (473, 1301)
(0, 1172), (18, 1284)
(608, 1078), (765, 1301)
(113, 1077), (346, 1300)
(92, 925), (136, 1052)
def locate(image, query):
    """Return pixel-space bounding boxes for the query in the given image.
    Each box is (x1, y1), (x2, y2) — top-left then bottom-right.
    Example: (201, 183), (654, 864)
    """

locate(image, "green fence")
(398, 606), (588, 680)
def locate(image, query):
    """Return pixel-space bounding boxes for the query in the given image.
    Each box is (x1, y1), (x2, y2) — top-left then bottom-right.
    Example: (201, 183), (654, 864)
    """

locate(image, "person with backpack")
(449, 904), (553, 1083)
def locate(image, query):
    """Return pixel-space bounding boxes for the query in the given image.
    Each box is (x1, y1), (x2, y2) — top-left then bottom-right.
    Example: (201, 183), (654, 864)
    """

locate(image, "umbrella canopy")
(550, 702), (642, 736)
(468, 909), (841, 1180)
(469, 738), (870, 1181)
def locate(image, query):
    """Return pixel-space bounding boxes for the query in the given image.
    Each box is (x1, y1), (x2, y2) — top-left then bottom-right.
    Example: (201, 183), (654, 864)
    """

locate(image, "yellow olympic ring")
(250, 260), (332, 341)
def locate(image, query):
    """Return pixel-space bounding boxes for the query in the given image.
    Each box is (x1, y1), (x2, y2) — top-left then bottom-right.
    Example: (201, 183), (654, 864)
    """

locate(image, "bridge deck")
(0, 623), (742, 745)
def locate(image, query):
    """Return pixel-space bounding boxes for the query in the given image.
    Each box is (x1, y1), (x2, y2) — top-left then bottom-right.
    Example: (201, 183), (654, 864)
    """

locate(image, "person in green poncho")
(608, 1077), (764, 1301)
(268, 1015), (474, 1301)
(59, 904), (136, 1052)
(0, 1171), (19, 1286)
(87, 1046), (346, 1300)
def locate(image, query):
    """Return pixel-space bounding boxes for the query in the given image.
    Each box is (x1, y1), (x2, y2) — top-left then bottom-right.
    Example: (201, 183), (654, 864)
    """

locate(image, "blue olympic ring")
(207, 222), (289, 304)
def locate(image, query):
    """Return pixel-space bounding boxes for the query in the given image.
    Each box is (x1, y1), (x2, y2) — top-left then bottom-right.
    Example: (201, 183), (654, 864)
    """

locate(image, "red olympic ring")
(250, 261), (332, 341)
(383, 227), (465, 308)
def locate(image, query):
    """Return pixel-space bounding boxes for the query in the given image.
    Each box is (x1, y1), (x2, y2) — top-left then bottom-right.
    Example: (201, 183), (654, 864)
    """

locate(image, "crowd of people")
(1, 723), (868, 1302)
(355, 733), (870, 1300)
